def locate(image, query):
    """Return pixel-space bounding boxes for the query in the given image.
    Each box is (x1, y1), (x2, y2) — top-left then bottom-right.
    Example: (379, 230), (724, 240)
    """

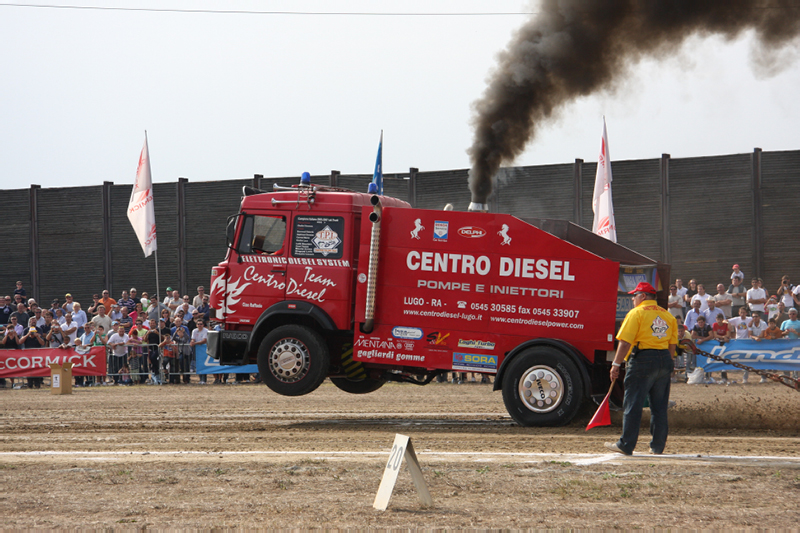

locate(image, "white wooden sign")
(373, 433), (433, 511)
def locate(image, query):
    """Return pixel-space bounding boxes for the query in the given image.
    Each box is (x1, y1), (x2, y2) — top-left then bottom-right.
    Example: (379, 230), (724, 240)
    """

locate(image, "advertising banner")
(694, 339), (800, 372)
(195, 345), (258, 375)
(0, 346), (107, 378)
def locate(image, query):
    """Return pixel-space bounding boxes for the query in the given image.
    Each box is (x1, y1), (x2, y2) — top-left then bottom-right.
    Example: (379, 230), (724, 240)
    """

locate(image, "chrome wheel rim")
(269, 337), (310, 383)
(518, 365), (564, 413)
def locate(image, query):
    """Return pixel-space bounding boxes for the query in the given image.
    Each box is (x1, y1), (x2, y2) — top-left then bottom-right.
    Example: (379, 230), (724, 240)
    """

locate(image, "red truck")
(208, 177), (666, 426)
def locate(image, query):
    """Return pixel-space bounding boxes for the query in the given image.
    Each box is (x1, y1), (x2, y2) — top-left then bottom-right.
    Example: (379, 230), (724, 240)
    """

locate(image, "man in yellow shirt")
(605, 282), (678, 455)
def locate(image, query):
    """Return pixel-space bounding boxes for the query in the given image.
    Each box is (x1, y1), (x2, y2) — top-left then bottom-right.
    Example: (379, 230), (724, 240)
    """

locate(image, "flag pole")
(146, 130), (161, 313)
(142, 130), (161, 315)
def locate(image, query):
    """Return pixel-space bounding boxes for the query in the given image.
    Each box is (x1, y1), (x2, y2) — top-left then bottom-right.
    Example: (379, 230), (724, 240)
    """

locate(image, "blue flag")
(372, 131), (383, 195)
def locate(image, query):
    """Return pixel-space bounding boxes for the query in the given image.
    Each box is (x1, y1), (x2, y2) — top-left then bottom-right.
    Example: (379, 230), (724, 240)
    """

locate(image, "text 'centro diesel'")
(406, 252), (576, 281)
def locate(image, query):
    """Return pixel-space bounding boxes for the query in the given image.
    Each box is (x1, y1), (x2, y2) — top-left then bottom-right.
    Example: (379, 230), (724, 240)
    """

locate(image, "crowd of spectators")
(667, 266), (800, 384)
(3, 266), (799, 389)
(0, 282), (248, 389)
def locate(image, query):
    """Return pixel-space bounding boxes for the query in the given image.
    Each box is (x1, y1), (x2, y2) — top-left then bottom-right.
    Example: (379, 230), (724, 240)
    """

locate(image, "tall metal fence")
(3, 148), (799, 306)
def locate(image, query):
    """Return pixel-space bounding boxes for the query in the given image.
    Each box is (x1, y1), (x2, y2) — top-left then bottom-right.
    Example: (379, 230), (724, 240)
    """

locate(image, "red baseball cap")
(733, 264), (740, 269)
(628, 282), (657, 295)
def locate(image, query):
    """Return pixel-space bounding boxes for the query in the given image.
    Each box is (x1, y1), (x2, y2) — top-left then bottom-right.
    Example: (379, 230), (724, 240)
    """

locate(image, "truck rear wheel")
(330, 376), (385, 394)
(257, 325), (330, 396)
(501, 347), (583, 427)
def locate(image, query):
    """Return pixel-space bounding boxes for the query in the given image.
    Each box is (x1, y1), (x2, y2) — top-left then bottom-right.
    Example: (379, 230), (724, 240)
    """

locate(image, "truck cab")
(207, 182), (409, 394)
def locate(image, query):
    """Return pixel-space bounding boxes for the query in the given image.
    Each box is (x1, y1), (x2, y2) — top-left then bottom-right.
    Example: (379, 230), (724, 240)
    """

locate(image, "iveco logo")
(458, 226), (486, 238)
(222, 332), (249, 340)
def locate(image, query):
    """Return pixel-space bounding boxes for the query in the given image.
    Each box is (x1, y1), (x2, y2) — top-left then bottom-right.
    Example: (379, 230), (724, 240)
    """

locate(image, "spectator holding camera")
(777, 276), (795, 309)
(46, 320), (67, 348)
(2, 316), (23, 348)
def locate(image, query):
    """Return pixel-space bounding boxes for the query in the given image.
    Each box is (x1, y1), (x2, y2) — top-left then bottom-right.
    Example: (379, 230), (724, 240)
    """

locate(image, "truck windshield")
(237, 215), (287, 255)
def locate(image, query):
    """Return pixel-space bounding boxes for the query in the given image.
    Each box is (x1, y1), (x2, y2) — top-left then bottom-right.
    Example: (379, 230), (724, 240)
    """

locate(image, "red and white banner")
(591, 118), (617, 243)
(0, 346), (107, 378)
(128, 134), (157, 257)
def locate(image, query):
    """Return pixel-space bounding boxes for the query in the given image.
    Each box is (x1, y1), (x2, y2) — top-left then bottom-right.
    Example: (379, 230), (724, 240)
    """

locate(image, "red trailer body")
(207, 182), (659, 426)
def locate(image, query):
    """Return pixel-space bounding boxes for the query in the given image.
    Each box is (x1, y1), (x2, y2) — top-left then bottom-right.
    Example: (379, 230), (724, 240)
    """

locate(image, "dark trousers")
(616, 349), (674, 454)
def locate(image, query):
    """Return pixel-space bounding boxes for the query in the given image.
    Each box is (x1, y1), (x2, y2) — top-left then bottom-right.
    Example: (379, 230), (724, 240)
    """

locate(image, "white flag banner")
(591, 118), (617, 243)
(127, 135), (157, 257)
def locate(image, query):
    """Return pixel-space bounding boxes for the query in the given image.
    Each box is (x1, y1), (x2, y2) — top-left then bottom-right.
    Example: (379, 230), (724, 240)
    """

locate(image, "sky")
(1, 0), (799, 190)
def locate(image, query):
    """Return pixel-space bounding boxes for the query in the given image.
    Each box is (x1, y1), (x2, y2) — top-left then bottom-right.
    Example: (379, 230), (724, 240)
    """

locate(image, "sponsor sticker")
(457, 339), (495, 350)
(426, 331), (450, 345)
(312, 225), (342, 256)
(453, 352), (498, 371)
(458, 226), (486, 238)
(392, 326), (424, 340)
(433, 221), (449, 241)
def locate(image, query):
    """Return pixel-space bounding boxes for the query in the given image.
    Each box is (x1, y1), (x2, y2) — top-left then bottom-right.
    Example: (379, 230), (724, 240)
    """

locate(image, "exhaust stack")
(361, 195), (382, 333)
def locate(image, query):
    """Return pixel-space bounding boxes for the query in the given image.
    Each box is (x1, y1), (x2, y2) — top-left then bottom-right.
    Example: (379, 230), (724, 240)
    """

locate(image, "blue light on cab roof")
(300, 172), (311, 185)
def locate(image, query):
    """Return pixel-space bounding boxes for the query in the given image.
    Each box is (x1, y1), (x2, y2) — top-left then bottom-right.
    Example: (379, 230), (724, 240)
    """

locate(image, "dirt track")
(2, 380), (799, 529)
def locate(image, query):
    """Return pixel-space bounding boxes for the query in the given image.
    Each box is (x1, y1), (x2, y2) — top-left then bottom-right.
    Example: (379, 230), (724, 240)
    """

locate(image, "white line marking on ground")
(2, 450), (798, 466)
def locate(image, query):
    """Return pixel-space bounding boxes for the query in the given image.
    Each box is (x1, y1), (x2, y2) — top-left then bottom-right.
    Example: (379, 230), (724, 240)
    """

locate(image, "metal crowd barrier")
(102, 341), (195, 385)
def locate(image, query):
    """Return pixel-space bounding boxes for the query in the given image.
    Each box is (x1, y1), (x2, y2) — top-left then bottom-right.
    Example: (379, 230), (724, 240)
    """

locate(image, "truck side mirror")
(225, 214), (241, 249)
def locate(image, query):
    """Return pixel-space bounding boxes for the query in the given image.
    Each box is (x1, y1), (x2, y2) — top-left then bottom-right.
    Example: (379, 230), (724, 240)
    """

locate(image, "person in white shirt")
(690, 284), (712, 313)
(765, 296), (779, 321)
(60, 313), (78, 345)
(675, 278), (688, 315)
(776, 276), (795, 309)
(107, 324), (130, 384)
(746, 278), (768, 315)
(192, 286), (206, 309)
(667, 284), (683, 320)
(748, 311), (768, 339)
(745, 312), (769, 383)
(190, 319), (208, 347)
(727, 307), (752, 340)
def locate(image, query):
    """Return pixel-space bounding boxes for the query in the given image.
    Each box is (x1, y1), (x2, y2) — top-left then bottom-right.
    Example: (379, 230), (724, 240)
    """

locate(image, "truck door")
(222, 213), (289, 326)
(284, 214), (352, 330)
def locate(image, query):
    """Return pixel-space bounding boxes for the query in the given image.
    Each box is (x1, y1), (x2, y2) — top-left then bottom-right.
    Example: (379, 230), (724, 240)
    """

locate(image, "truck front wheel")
(501, 347), (583, 427)
(257, 325), (330, 396)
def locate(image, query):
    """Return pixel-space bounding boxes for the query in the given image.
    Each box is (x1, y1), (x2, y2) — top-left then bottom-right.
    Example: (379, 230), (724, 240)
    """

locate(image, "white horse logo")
(498, 224), (511, 245)
(411, 219), (425, 240)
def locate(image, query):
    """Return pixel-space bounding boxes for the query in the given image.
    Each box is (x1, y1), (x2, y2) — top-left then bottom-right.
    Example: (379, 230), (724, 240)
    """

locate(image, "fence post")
(29, 184), (41, 303)
(330, 170), (340, 188)
(660, 153), (671, 265)
(102, 181), (114, 295)
(751, 148), (763, 279)
(177, 177), (188, 296)
(572, 159), (583, 226)
(253, 174), (263, 190)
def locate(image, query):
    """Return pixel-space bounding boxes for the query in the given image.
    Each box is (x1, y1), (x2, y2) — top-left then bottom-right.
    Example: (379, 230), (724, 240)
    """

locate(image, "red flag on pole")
(586, 379), (615, 431)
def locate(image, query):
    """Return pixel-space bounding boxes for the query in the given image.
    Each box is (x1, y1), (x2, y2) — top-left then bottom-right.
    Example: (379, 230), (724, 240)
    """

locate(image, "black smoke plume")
(468, 0), (800, 204)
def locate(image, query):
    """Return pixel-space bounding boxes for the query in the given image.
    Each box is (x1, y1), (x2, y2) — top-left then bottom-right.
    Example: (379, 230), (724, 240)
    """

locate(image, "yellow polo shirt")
(617, 298), (678, 360)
